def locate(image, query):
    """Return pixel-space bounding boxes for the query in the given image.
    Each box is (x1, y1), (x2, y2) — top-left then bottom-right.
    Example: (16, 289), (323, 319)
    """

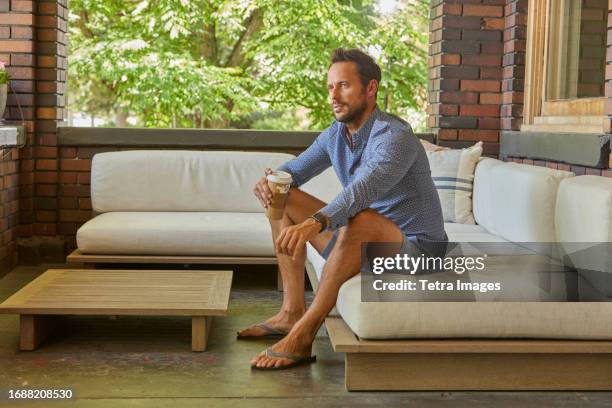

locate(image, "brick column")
(0, 0), (35, 271)
(428, 0), (505, 156)
(500, 0), (527, 131)
(605, 0), (612, 151)
(32, 0), (67, 240)
(0, 0), (67, 271)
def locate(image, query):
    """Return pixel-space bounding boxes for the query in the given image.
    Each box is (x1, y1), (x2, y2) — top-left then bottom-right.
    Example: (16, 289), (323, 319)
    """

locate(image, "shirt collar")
(338, 106), (382, 149)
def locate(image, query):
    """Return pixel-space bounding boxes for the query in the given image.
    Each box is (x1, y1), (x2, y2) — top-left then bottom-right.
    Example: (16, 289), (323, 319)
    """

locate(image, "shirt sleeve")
(276, 130), (332, 188)
(319, 129), (417, 231)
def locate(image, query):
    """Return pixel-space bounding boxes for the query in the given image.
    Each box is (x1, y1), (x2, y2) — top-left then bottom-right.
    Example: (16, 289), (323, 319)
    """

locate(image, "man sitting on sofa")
(240, 48), (447, 369)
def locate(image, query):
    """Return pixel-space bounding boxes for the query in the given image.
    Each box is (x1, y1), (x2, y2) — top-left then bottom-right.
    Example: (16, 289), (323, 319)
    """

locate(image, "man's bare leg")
(251, 209), (403, 368)
(237, 188), (335, 337)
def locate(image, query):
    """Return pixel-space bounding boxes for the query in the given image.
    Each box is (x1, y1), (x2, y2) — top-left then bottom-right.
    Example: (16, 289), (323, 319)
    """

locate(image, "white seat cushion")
(336, 274), (612, 339)
(77, 212), (274, 256)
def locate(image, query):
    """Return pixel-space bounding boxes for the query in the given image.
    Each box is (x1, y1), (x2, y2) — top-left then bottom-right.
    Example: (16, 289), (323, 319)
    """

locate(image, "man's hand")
(276, 218), (321, 260)
(253, 168), (274, 208)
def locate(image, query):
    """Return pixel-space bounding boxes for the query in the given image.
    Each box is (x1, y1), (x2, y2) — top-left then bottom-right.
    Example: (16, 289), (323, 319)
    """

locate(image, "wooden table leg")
(192, 316), (211, 352)
(20, 315), (56, 351)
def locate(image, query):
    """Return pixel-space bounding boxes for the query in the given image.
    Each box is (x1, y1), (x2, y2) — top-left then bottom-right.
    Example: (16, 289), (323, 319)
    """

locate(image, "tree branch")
(76, 10), (95, 39)
(195, 21), (218, 64)
(224, 8), (264, 68)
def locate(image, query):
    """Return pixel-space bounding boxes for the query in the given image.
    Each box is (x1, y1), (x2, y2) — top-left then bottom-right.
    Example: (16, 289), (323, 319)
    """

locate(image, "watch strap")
(309, 212), (328, 233)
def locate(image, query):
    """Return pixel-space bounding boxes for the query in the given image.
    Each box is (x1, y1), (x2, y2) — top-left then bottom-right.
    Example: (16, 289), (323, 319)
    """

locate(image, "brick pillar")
(0, 0), (35, 271)
(32, 0), (67, 240)
(605, 0), (612, 161)
(500, 0), (527, 132)
(428, 0), (505, 156)
(0, 1), (67, 271)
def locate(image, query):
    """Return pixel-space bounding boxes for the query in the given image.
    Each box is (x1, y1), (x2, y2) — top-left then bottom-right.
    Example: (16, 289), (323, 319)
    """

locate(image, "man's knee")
(340, 209), (402, 243)
(284, 188), (326, 223)
(346, 209), (385, 232)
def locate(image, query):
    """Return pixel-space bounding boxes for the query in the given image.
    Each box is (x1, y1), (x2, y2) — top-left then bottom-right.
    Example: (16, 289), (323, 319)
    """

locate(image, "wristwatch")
(308, 211), (328, 233)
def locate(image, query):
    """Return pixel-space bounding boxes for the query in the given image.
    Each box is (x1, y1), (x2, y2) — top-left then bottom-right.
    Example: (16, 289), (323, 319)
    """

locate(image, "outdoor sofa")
(67, 150), (298, 289)
(67, 149), (612, 391)
(304, 158), (612, 390)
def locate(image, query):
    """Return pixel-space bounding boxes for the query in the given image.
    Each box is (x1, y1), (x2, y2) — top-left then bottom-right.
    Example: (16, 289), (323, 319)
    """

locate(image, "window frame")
(523, 0), (607, 133)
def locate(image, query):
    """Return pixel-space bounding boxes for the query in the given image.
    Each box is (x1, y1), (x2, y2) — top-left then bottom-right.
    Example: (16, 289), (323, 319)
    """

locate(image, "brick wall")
(503, 0), (611, 174)
(0, 0), (67, 270)
(58, 146), (100, 250)
(500, 0), (526, 131)
(428, 0), (506, 156)
(504, 157), (612, 177)
(605, 0), (612, 131)
(0, 0), (35, 272)
(432, 0), (612, 173)
(578, 0), (607, 98)
(32, 0), (67, 240)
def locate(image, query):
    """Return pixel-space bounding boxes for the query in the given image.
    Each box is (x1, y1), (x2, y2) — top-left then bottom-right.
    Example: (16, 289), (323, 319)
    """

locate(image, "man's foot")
(250, 332), (313, 369)
(236, 311), (303, 339)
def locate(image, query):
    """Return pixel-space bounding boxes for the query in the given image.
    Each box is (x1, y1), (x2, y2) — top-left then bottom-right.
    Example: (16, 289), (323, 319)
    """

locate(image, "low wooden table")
(0, 269), (232, 352)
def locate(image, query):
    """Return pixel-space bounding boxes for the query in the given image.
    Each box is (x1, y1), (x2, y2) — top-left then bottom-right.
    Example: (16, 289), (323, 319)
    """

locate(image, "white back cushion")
(473, 158), (574, 242)
(556, 176), (612, 242)
(555, 176), (612, 296)
(91, 150), (295, 213)
(300, 166), (343, 203)
(472, 158), (505, 236)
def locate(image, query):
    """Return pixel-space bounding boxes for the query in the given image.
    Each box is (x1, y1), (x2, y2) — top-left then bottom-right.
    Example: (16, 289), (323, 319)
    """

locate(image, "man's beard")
(334, 99), (368, 124)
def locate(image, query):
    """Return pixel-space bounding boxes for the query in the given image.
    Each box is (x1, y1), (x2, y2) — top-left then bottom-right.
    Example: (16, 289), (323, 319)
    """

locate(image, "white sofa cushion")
(427, 142), (483, 224)
(306, 242), (326, 283)
(556, 175), (612, 242)
(77, 212), (274, 256)
(555, 175), (612, 297)
(299, 166), (343, 203)
(335, 275), (612, 339)
(473, 158), (574, 242)
(444, 222), (509, 243)
(91, 150), (295, 213)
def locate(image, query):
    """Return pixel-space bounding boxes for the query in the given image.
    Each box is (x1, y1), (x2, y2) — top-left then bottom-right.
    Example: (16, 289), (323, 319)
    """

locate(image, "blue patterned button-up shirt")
(277, 106), (446, 240)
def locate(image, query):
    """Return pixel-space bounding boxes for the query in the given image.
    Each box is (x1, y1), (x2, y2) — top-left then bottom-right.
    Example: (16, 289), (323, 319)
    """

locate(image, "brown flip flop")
(251, 347), (317, 370)
(236, 323), (289, 340)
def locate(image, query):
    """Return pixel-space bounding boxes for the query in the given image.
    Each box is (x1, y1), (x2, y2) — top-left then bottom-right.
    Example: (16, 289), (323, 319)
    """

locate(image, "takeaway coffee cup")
(265, 171), (293, 220)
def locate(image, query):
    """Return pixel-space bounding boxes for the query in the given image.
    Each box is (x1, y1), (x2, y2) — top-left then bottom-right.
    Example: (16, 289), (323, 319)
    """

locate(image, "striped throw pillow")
(426, 141), (483, 224)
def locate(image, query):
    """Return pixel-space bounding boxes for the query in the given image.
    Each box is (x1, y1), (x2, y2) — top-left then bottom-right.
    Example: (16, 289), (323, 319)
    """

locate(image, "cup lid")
(267, 171), (292, 184)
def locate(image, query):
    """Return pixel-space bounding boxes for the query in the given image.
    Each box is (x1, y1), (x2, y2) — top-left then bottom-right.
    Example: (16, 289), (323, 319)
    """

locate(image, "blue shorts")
(320, 230), (449, 264)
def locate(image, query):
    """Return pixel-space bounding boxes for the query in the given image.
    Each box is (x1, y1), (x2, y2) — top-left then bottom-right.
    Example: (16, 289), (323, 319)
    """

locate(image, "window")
(523, 0), (608, 133)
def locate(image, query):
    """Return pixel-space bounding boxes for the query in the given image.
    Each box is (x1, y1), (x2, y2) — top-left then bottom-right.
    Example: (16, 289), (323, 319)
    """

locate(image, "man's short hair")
(330, 48), (382, 90)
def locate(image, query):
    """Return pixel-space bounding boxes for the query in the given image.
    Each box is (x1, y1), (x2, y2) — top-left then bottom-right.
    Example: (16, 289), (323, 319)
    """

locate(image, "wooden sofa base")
(325, 317), (612, 391)
(67, 249), (283, 290)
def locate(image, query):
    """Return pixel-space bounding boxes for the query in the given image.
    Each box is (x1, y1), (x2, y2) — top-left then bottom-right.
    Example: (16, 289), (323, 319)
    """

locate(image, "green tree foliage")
(68, 0), (429, 129)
